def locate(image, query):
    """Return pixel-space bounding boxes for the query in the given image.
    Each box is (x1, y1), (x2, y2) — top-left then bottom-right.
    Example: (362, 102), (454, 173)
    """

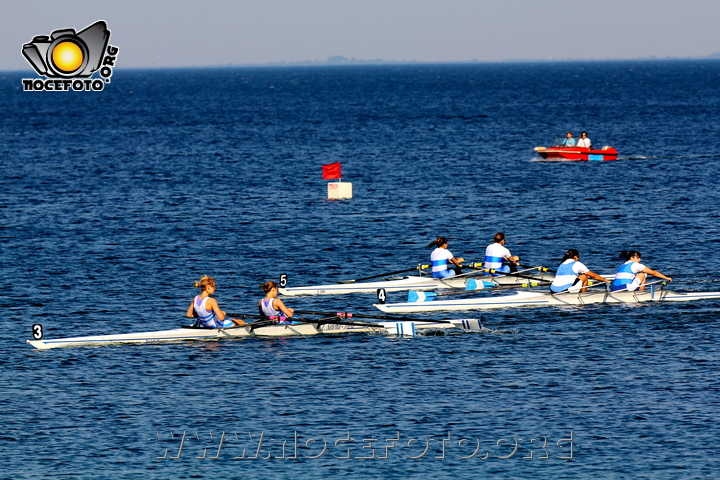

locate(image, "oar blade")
(381, 322), (416, 336)
(408, 291), (436, 302)
(465, 279), (497, 291)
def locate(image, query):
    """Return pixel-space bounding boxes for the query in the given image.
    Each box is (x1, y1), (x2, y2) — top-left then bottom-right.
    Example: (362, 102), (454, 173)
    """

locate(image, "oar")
(227, 312), (265, 319)
(408, 281), (551, 302)
(467, 265), (549, 275)
(548, 279), (613, 296)
(422, 264), (543, 281)
(406, 278), (496, 302)
(292, 309), (458, 325)
(226, 312), (301, 330)
(297, 316), (387, 329)
(336, 264), (430, 284)
(470, 265), (553, 283)
(227, 314), (349, 330)
(519, 264), (556, 273)
(603, 279), (668, 294)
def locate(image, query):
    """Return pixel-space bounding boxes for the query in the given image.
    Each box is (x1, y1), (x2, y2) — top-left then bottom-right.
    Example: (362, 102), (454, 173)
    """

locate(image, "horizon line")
(3, 54), (719, 73)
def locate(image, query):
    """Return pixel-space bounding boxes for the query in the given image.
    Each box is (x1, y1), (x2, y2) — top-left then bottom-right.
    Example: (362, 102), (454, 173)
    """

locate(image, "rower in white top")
(187, 275), (246, 327)
(259, 280), (295, 323)
(484, 232), (520, 274)
(428, 236), (465, 278)
(550, 248), (611, 293)
(611, 250), (672, 292)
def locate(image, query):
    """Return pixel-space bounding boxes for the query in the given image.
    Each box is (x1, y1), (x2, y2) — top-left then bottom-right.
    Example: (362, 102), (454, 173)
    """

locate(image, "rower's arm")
(274, 298), (294, 317)
(642, 267), (672, 282)
(587, 271), (611, 283)
(207, 298), (227, 321)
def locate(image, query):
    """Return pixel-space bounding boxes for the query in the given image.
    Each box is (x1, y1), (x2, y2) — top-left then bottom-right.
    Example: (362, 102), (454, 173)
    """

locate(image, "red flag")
(322, 162), (342, 180)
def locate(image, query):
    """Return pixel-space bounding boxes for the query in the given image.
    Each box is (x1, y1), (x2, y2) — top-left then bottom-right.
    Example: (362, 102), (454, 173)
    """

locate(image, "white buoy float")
(327, 181), (353, 199)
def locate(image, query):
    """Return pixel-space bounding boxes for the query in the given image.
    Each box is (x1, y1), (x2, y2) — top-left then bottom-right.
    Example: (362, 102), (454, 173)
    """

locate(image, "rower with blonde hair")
(186, 275), (246, 328)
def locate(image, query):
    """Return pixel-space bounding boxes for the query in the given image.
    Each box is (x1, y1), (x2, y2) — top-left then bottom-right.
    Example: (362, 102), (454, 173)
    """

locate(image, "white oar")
(470, 265), (553, 283)
(549, 278), (667, 296)
(336, 264), (430, 284)
(604, 279), (668, 294)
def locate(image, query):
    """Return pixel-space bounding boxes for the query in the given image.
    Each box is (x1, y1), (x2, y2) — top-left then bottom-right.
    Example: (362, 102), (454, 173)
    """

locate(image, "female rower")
(484, 232), (520, 274)
(428, 236), (464, 278)
(550, 249), (611, 293)
(259, 281), (295, 323)
(186, 276), (246, 328)
(610, 250), (672, 292)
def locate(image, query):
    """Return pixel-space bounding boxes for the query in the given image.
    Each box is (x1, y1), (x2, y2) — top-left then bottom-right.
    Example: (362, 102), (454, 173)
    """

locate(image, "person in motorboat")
(562, 131), (576, 147)
(484, 232), (520, 274)
(610, 250), (672, 292)
(259, 281), (295, 323)
(550, 249), (611, 293)
(187, 275), (246, 328)
(576, 131), (592, 149)
(428, 236), (465, 278)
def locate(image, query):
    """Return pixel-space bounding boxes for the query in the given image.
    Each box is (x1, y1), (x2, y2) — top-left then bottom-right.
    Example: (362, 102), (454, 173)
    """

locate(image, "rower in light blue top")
(428, 236), (464, 278)
(550, 249), (611, 293)
(610, 250), (672, 292)
(186, 275), (246, 328)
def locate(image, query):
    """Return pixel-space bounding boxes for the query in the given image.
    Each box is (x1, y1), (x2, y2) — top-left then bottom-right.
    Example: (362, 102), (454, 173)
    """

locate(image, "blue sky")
(3, 0), (719, 70)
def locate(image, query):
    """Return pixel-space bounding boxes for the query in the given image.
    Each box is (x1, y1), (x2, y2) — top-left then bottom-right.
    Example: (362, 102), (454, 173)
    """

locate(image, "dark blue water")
(2, 61), (720, 479)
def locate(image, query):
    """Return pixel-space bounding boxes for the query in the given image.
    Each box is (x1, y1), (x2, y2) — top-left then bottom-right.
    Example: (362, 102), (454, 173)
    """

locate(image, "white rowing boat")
(374, 287), (720, 313)
(27, 318), (483, 350)
(279, 270), (556, 296)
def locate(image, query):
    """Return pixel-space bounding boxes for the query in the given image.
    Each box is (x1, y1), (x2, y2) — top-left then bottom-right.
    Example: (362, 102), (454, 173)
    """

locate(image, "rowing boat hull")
(374, 289), (720, 313)
(26, 319), (476, 350)
(279, 272), (555, 296)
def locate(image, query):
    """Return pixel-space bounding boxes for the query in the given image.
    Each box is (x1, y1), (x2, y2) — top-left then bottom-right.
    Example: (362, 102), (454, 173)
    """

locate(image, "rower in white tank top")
(259, 280), (294, 323)
(186, 276), (245, 328)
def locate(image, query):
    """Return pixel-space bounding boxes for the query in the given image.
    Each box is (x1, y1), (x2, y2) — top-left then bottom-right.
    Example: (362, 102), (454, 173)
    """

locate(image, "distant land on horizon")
(4, 53), (720, 73)
(168, 53), (720, 69)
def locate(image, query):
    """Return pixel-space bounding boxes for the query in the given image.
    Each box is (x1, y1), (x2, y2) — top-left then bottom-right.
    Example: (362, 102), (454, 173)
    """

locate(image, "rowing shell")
(26, 319), (483, 350)
(374, 288), (720, 313)
(279, 271), (556, 296)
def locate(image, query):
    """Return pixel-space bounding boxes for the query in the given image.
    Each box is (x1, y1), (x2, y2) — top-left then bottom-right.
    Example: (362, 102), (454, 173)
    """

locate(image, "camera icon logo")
(22, 21), (110, 78)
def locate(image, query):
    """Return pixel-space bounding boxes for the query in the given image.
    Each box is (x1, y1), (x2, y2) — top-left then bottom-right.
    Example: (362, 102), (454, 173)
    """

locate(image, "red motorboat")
(534, 136), (618, 161)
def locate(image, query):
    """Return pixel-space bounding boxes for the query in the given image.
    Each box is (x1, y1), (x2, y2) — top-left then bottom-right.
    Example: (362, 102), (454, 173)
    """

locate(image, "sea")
(1, 60), (720, 479)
